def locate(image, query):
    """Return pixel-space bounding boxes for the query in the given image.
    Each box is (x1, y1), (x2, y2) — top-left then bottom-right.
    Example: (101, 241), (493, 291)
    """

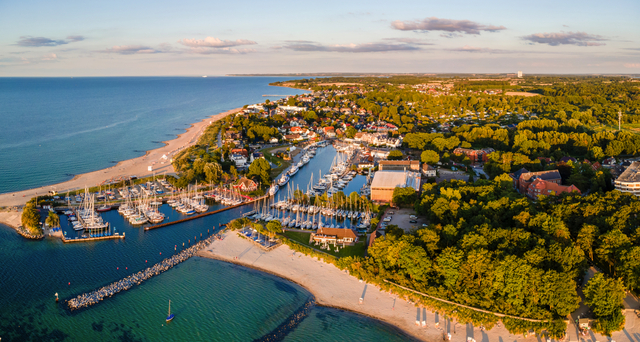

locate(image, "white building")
(517, 71), (523, 78)
(615, 161), (640, 196)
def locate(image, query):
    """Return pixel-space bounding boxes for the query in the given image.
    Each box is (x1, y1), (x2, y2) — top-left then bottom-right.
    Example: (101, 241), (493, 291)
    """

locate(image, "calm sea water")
(0, 78), (412, 342)
(0, 77), (306, 194)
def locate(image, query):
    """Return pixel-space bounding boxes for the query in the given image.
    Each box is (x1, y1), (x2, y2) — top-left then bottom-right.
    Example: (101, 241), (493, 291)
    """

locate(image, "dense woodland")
(167, 76), (640, 336)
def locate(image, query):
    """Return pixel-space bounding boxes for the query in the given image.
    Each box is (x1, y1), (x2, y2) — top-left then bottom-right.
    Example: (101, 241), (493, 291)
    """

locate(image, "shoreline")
(198, 250), (422, 341)
(0, 107), (242, 207)
(198, 231), (434, 342)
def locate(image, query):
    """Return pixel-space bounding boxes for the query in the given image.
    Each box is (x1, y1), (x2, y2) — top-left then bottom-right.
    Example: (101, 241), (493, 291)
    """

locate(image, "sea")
(0, 77), (413, 342)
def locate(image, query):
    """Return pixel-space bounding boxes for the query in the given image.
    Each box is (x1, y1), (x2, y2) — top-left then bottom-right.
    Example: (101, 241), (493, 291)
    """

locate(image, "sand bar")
(199, 231), (565, 342)
(0, 108), (241, 208)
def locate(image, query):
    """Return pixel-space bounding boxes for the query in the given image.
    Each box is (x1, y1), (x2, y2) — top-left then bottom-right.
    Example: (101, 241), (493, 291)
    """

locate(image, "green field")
(282, 230), (367, 258)
(260, 145), (291, 179)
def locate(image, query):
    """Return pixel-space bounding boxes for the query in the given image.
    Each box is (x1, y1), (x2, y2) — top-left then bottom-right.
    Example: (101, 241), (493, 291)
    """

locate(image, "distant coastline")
(0, 107), (241, 207)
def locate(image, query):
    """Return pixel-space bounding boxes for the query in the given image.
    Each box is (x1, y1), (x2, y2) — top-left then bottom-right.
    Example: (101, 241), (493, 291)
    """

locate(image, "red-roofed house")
(310, 227), (358, 246)
(231, 149), (248, 158)
(233, 177), (258, 192)
(526, 179), (581, 199)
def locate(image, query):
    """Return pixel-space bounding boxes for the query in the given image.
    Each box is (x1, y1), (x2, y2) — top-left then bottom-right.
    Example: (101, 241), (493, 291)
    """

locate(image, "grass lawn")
(281, 230), (367, 258)
(260, 145), (291, 179)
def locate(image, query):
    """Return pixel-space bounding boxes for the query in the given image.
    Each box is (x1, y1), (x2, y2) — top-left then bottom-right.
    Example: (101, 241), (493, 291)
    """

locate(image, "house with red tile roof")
(526, 179), (580, 199)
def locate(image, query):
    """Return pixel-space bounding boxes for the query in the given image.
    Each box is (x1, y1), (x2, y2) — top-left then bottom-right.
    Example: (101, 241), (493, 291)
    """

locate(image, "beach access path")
(199, 231), (568, 342)
(0, 108), (241, 208)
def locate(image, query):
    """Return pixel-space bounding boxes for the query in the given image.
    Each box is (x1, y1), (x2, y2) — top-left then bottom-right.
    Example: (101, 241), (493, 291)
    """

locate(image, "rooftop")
(371, 170), (421, 191)
(616, 161), (640, 183)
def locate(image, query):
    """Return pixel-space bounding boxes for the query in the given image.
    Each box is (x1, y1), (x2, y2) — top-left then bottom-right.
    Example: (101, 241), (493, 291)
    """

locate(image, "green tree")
(583, 273), (626, 336)
(204, 162), (223, 185)
(21, 202), (41, 235)
(392, 187), (417, 207)
(45, 211), (60, 228)
(421, 150), (440, 165)
(346, 126), (357, 139)
(387, 150), (403, 160)
(247, 158), (271, 186)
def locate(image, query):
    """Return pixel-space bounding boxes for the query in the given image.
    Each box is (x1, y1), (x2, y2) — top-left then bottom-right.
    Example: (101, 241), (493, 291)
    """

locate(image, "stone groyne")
(67, 233), (221, 310)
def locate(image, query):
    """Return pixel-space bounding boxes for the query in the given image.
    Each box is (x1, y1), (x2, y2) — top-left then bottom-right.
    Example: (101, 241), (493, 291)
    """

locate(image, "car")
(409, 220), (417, 223)
(383, 217), (392, 222)
(388, 211), (394, 215)
(422, 223), (428, 227)
(409, 215), (417, 219)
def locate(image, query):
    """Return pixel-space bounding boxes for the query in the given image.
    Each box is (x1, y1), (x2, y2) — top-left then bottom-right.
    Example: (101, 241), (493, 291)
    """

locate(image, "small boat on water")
(166, 300), (175, 322)
(96, 204), (111, 212)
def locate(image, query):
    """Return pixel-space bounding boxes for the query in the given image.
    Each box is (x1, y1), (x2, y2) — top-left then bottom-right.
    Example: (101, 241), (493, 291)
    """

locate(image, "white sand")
(0, 108), (241, 207)
(199, 231), (625, 342)
(0, 210), (22, 229)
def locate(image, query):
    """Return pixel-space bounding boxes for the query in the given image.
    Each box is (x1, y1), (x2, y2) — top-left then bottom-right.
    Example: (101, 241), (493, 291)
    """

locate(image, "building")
(233, 177), (258, 192)
(517, 71), (523, 78)
(422, 164), (437, 178)
(510, 168), (562, 194)
(452, 148), (494, 163)
(283, 134), (303, 142)
(370, 170), (421, 203)
(310, 227), (358, 246)
(526, 178), (580, 199)
(615, 161), (640, 196)
(378, 160), (420, 172)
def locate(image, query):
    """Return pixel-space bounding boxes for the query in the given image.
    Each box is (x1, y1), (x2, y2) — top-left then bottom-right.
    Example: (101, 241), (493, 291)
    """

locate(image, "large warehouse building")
(370, 170), (421, 203)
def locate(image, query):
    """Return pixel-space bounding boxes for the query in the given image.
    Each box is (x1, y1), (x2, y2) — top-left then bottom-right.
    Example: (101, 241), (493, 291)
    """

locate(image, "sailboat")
(166, 300), (175, 322)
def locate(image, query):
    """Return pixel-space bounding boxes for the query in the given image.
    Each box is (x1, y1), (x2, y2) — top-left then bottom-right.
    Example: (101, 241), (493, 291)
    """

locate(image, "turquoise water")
(0, 77), (306, 194)
(0, 77), (413, 341)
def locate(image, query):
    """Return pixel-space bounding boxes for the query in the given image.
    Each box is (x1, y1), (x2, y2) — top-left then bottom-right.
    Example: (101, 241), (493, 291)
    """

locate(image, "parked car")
(409, 220), (417, 223)
(409, 215), (417, 219)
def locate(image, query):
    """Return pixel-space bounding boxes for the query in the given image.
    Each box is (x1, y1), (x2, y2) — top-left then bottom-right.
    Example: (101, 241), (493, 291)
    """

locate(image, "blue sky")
(1, 0), (638, 76)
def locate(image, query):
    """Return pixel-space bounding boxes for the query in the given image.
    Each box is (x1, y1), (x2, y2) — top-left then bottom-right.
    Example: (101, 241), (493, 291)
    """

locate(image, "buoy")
(117, 267), (119, 270)
(68, 282), (70, 285)
(160, 252), (162, 255)
(126, 267), (127, 270)
(145, 260), (147, 263)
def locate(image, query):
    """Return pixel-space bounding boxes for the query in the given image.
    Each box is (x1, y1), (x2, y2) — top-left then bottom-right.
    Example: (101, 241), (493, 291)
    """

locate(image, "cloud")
(99, 45), (163, 55)
(16, 35), (85, 47)
(66, 35), (85, 42)
(282, 41), (421, 53)
(446, 45), (515, 54)
(625, 63), (640, 68)
(522, 31), (606, 46)
(177, 37), (257, 48)
(382, 38), (434, 46)
(16, 36), (67, 47)
(391, 17), (506, 35)
(41, 53), (57, 60)
(186, 47), (256, 54)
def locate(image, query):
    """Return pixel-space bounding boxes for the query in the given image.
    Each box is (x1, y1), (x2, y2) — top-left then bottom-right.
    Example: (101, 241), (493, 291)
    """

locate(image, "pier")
(67, 234), (219, 311)
(144, 196), (267, 231)
(61, 233), (124, 243)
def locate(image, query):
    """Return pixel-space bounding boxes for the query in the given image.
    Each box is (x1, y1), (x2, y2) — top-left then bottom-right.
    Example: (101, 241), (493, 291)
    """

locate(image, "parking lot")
(436, 168), (470, 183)
(380, 207), (428, 233)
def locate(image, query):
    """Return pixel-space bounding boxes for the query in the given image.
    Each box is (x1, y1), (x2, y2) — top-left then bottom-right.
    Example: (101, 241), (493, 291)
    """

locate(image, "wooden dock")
(144, 195), (267, 231)
(61, 233), (125, 243)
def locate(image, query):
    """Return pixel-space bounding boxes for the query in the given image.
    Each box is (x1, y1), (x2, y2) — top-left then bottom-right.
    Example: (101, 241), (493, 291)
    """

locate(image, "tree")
(45, 211), (60, 228)
(421, 150), (440, 165)
(346, 126), (357, 139)
(21, 202), (41, 235)
(204, 162), (222, 185)
(247, 158), (271, 186)
(583, 273), (626, 336)
(392, 187), (417, 207)
(387, 150), (403, 160)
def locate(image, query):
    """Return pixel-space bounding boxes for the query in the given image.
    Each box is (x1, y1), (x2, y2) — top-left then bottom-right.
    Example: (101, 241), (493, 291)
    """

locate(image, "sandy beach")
(199, 231), (584, 342)
(0, 108), (241, 208)
(0, 210), (22, 229)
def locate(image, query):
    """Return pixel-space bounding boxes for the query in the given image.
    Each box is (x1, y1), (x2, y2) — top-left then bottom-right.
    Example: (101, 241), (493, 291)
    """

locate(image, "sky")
(0, 0), (639, 76)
